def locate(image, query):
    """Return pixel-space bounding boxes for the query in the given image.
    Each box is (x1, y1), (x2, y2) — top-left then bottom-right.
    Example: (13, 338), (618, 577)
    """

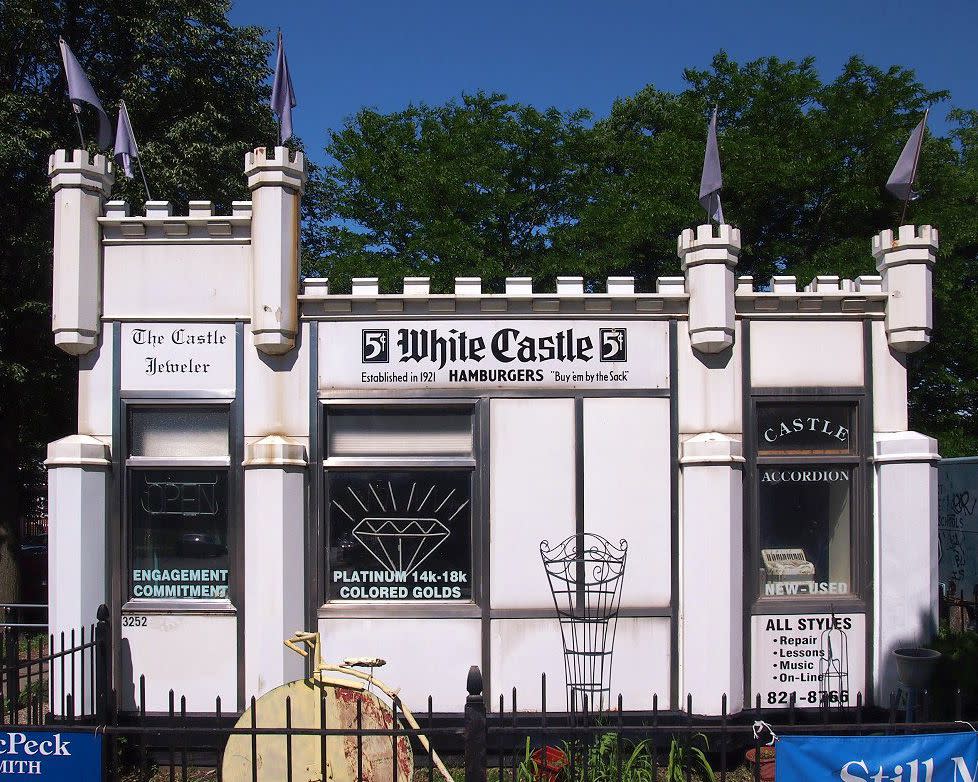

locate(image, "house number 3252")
(122, 616), (147, 627)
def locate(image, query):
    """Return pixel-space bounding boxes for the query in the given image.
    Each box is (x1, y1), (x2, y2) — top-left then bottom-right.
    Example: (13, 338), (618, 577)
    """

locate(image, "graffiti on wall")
(938, 460), (978, 596)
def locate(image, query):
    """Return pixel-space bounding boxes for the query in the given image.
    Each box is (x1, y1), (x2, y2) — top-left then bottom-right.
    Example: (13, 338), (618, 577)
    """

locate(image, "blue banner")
(776, 732), (978, 782)
(0, 730), (102, 780)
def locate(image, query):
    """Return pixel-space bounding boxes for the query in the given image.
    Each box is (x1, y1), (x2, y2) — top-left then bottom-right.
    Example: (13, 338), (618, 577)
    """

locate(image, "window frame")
(318, 399), (484, 617)
(747, 392), (870, 614)
(121, 399), (238, 614)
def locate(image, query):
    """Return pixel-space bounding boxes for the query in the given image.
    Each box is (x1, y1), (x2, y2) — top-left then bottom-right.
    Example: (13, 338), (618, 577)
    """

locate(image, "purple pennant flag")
(271, 30), (297, 144)
(114, 100), (139, 178)
(58, 37), (111, 148)
(699, 107), (724, 223)
(886, 113), (928, 202)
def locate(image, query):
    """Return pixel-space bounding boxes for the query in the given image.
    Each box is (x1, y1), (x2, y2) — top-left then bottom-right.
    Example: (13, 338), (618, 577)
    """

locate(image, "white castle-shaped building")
(46, 146), (939, 715)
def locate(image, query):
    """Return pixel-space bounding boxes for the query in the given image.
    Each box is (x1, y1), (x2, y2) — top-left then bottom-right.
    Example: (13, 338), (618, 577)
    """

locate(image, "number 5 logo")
(599, 328), (627, 362)
(362, 330), (389, 363)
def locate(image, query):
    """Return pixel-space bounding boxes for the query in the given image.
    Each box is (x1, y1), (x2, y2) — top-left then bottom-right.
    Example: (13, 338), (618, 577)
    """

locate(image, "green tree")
(304, 92), (593, 292)
(307, 54), (978, 455)
(0, 0), (282, 601)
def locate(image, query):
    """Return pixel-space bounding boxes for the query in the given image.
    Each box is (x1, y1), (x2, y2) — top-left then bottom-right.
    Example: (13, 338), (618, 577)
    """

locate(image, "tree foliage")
(0, 0), (282, 600)
(308, 53), (978, 455)
(303, 92), (593, 290)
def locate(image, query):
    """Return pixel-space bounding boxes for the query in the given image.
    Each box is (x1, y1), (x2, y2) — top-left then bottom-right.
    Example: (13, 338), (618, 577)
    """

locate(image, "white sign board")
(121, 323), (235, 393)
(939, 459), (978, 596)
(319, 320), (669, 390)
(750, 613), (865, 708)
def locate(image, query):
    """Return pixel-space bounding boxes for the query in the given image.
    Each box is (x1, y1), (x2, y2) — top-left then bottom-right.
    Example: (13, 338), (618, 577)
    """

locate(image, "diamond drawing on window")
(332, 481), (467, 577)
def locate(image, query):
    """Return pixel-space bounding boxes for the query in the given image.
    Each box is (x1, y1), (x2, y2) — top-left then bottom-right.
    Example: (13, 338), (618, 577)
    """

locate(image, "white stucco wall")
(490, 398), (576, 609)
(103, 244), (251, 320)
(317, 618), (481, 711)
(583, 397), (671, 607)
(120, 613), (237, 712)
(750, 320), (864, 387)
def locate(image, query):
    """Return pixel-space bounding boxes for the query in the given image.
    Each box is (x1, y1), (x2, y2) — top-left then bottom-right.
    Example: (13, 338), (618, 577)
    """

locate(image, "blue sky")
(229, 0), (977, 165)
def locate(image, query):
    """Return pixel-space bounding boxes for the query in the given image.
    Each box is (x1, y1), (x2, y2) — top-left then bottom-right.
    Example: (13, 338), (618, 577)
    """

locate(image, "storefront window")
(755, 402), (859, 600)
(129, 469), (230, 599)
(327, 470), (472, 601)
(758, 466), (851, 597)
(127, 407), (231, 601)
(324, 406), (475, 603)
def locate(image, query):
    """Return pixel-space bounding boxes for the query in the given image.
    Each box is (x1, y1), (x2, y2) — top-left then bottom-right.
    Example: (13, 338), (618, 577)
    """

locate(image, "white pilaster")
(677, 224), (741, 354)
(874, 431), (939, 703)
(45, 435), (110, 715)
(243, 436), (307, 699)
(677, 321), (742, 435)
(244, 147), (307, 355)
(870, 320), (909, 433)
(679, 433), (744, 713)
(77, 340), (114, 439)
(48, 150), (113, 355)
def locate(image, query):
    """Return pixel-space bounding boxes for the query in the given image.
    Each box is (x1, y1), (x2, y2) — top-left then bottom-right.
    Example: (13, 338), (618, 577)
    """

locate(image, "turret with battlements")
(245, 146), (308, 355)
(677, 223), (741, 354)
(48, 150), (114, 354)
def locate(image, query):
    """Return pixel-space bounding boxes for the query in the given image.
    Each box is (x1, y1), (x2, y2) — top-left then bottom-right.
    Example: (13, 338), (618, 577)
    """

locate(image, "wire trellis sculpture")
(819, 615), (850, 706)
(540, 533), (627, 713)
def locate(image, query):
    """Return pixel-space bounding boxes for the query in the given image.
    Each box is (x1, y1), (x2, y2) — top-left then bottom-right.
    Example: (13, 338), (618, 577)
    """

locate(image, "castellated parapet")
(44, 144), (935, 344)
(49, 150), (114, 355)
(677, 223), (741, 354)
(872, 224), (939, 353)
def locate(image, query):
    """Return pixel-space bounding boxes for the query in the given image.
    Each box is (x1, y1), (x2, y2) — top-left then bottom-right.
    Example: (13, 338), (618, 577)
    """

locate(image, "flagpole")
(136, 158), (152, 203)
(275, 28), (283, 146)
(58, 37), (86, 148)
(712, 105), (719, 224)
(72, 109), (86, 149)
(121, 100), (152, 201)
(900, 108), (929, 226)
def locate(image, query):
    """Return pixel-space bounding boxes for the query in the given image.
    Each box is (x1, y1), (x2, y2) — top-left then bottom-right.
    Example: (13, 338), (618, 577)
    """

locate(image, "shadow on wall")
(257, 327), (301, 373)
(118, 637), (136, 711)
(693, 343), (733, 371)
(879, 605), (939, 705)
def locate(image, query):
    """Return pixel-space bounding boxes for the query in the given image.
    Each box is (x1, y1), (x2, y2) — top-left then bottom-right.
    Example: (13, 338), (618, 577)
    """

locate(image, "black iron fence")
(0, 603), (105, 725)
(2, 607), (977, 781)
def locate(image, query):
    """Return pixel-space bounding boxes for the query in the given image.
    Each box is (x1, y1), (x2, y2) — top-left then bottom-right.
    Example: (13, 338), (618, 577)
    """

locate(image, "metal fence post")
(4, 620), (20, 716)
(95, 604), (111, 722)
(464, 665), (487, 782)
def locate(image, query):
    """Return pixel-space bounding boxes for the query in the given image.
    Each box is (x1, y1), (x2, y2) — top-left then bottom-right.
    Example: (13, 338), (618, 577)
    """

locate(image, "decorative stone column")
(244, 147), (307, 355)
(678, 224), (741, 354)
(243, 436), (307, 699)
(872, 225), (938, 353)
(680, 433), (744, 713)
(874, 431), (940, 703)
(48, 150), (113, 355)
(45, 434), (110, 715)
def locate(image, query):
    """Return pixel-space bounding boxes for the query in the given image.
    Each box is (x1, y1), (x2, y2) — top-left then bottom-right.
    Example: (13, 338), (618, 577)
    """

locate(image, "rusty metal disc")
(222, 678), (413, 782)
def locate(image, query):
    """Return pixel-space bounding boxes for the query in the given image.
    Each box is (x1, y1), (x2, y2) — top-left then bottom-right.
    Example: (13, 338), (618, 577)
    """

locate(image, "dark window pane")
(327, 470), (472, 601)
(129, 469), (229, 599)
(758, 465), (852, 598)
(757, 404), (854, 455)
